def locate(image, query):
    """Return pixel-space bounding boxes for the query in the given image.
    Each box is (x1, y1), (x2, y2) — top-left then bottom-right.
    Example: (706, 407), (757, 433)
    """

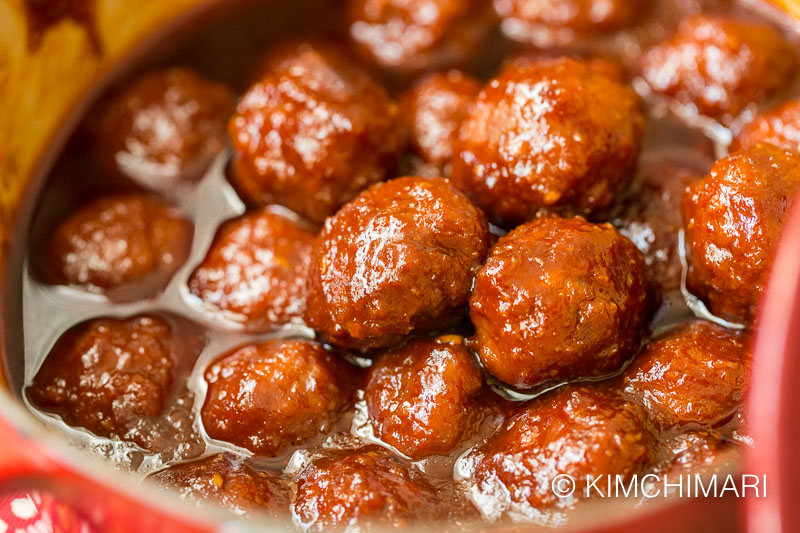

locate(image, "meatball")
(622, 321), (751, 429)
(639, 15), (796, 122)
(92, 68), (233, 189)
(732, 99), (800, 153)
(365, 336), (483, 458)
(187, 209), (314, 331)
(399, 70), (480, 175)
(27, 316), (179, 446)
(451, 57), (644, 226)
(470, 216), (648, 391)
(495, 0), (646, 47)
(201, 339), (355, 456)
(305, 176), (490, 351)
(682, 143), (800, 324)
(228, 42), (403, 224)
(347, 0), (492, 73)
(611, 154), (705, 296)
(292, 446), (441, 530)
(150, 454), (287, 515)
(44, 194), (192, 297)
(658, 430), (739, 479)
(470, 385), (654, 511)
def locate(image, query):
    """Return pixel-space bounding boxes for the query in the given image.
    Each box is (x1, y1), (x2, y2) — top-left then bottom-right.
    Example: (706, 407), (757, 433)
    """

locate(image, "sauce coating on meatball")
(470, 216), (648, 391)
(92, 68), (233, 189)
(622, 321), (751, 429)
(682, 143), (800, 324)
(228, 42), (404, 224)
(292, 446), (444, 530)
(451, 57), (644, 226)
(44, 193), (192, 298)
(201, 339), (356, 456)
(150, 454), (287, 516)
(305, 176), (490, 351)
(732, 99), (800, 153)
(399, 70), (480, 176)
(365, 336), (484, 458)
(347, 0), (493, 73)
(639, 15), (796, 122)
(187, 209), (314, 332)
(469, 385), (655, 513)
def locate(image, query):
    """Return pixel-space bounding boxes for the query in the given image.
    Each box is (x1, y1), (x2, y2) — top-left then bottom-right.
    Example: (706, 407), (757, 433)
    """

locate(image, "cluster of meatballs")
(23, 0), (800, 529)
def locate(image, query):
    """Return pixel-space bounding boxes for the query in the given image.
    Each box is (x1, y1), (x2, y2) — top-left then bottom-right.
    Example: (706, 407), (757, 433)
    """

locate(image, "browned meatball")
(92, 68), (233, 189)
(611, 154), (706, 296)
(44, 194), (192, 297)
(305, 176), (489, 351)
(657, 430), (739, 479)
(187, 209), (314, 331)
(639, 15), (796, 122)
(470, 216), (648, 391)
(682, 143), (800, 324)
(451, 58), (644, 226)
(732, 99), (800, 153)
(365, 336), (483, 458)
(399, 70), (480, 175)
(495, 0), (646, 47)
(470, 386), (654, 511)
(26, 316), (194, 450)
(201, 339), (355, 456)
(347, 0), (493, 73)
(292, 446), (441, 530)
(229, 42), (403, 224)
(622, 321), (751, 429)
(150, 454), (287, 516)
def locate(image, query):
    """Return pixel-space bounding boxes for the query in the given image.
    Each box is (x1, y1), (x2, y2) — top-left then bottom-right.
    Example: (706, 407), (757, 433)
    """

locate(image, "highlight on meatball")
(494, 0), (647, 47)
(201, 339), (355, 456)
(451, 57), (644, 226)
(187, 209), (315, 332)
(347, 0), (493, 73)
(43, 193), (193, 298)
(470, 216), (648, 391)
(399, 70), (481, 175)
(228, 42), (404, 224)
(467, 385), (654, 513)
(305, 176), (490, 351)
(291, 446), (442, 531)
(92, 68), (234, 189)
(149, 454), (287, 516)
(622, 320), (751, 429)
(732, 99), (800, 153)
(682, 143), (800, 324)
(639, 15), (796, 122)
(365, 336), (484, 458)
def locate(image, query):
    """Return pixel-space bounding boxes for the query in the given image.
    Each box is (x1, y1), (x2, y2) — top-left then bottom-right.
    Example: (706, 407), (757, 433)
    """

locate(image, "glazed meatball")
(732, 99), (800, 152)
(399, 70), (480, 175)
(470, 386), (654, 512)
(682, 143), (800, 324)
(495, 0), (646, 47)
(611, 154), (706, 296)
(27, 316), (182, 447)
(150, 454), (287, 515)
(305, 176), (490, 351)
(451, 58), (644, 225)
(470, 216), (648, 391)
(347, 0), (492, 73)
(201, 339), (355, 456)
(228, 42), (403, 224)
(93, 68), (233, 189)
(292, 446), (441, 530)
(187, 209), (314, 331)
(365, 336), (483, 458)
(639, 15), (796, 122)
(622, 321), (751, 429)
(658, 430), (739, 479)
(44, 194), (192, 297)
